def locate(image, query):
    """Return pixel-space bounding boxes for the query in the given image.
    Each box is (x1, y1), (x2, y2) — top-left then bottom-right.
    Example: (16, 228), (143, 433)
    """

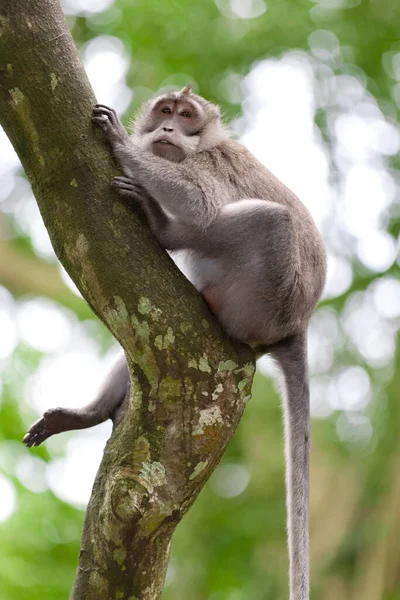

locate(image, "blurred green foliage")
(0, 0), (400, 599)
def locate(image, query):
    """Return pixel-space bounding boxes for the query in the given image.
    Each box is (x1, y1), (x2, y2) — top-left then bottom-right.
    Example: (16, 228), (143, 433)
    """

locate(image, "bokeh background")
(1, 0), (400, 598)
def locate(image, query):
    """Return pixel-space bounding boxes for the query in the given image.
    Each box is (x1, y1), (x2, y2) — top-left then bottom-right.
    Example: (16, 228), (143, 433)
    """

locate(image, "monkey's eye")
(180, 111), (191, 118)
(161, 107), (172, 114)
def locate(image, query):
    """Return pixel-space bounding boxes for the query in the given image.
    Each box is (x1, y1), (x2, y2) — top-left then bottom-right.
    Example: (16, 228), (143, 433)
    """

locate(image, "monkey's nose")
(163, 126), (173, 132)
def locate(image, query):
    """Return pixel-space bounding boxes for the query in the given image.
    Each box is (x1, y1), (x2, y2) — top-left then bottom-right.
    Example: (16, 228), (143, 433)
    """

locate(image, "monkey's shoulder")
(184, 138), (266, 181)
(199, 139), (299, 203)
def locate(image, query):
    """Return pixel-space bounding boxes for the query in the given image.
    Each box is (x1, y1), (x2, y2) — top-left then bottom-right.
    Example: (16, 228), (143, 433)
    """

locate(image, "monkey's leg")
(188, 199), (299, 344)
(23, 354), (129, 447)
(271, 334), (310, 600)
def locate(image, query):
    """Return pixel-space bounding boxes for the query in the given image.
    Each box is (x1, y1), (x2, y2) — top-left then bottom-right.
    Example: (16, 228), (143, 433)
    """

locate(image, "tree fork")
(0, 1), (255, 598)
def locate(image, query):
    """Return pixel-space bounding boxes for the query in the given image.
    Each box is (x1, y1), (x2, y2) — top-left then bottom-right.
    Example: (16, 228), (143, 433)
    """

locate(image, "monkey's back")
(201, 139), (326, 321)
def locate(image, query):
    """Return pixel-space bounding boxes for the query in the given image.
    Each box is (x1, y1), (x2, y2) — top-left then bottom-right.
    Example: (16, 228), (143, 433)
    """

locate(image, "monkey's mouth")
(154, 139), (176, 146)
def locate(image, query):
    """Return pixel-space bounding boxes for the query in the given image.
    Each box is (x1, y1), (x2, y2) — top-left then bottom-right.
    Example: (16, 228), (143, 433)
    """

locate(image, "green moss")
(154, 327), (175, 350)
(76, 232), (89, 255)
(138, 461), (166, 494)
(180, 321), (193, 334)
(0, 16), (10, 37)
(132, 316), (150, 340)
(138, 296), (162, 321)
(129, 314), (160, 393)
(154, 335), (163, 350)
(138, 501), (174, 536)
(189, 461), (208, 480)
(9, 87), (45, 166)
(50, 73), (59, 90)
(199, 355), (211, 373)
(164, 327), (175, 348)
(129, 375), (143, 410)
(218, 360), (238, 372)
(241, 362), (256, 378)
(159, 377), (181, 403)
(132, 436), (151, 465)
(88, 571), (109, 596)
(138, 296), (152, 315)
(9, 87), (24, 104)
(70, 178), (78, 187)
(113, 547), (126, 567)
(105, 296), (130, 335)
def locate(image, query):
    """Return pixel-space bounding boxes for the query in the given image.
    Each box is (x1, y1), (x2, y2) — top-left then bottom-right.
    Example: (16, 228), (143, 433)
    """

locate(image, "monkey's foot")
(23, 407), (78, 447)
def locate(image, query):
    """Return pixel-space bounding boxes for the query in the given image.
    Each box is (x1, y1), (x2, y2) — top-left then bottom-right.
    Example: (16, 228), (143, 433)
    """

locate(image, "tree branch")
(0, 1), (255, 598)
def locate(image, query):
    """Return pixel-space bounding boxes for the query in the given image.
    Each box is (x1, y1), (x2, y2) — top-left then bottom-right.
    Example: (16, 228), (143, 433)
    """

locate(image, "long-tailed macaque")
(24, 85), (326, 600)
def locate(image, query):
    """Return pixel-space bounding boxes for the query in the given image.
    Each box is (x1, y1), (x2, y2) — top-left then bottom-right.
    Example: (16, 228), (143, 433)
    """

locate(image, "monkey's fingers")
(113, 177), (144, 199)
(93, 105), (118, 126)
(114, 176), (134, 184)
(91, 115), (110, 132)
(95, 103), (117, 116)
(113, 176), (138, 190)
(92, 108), (129, 146)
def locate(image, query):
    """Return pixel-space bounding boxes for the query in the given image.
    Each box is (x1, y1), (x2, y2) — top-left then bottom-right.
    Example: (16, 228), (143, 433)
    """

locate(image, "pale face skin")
(143, 97), (205, 162)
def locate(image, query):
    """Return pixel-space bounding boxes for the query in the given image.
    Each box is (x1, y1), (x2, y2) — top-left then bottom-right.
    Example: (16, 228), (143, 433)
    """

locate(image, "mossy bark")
(0, 1), (255, 598)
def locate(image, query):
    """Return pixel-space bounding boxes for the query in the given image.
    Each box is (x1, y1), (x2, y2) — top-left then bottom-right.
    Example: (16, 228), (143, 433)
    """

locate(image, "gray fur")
(24, 88), (326, 600)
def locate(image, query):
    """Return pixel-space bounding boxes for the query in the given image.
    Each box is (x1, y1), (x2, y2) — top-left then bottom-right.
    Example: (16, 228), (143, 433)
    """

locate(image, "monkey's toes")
(23, 417), (53, 447)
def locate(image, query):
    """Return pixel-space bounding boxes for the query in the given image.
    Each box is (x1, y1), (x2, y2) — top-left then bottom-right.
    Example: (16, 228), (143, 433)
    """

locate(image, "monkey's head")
(131, 85), (227, 162)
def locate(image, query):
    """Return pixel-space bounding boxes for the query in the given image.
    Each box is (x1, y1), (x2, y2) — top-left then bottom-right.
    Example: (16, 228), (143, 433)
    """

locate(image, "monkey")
(23, 85), (326, 600)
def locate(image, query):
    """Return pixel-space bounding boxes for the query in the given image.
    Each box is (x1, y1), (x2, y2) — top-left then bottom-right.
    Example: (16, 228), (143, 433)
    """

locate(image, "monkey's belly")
(170, 250), (223, 292)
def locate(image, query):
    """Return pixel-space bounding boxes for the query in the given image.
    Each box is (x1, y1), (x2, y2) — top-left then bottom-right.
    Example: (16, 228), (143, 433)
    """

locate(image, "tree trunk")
(0, 1), (255, 598)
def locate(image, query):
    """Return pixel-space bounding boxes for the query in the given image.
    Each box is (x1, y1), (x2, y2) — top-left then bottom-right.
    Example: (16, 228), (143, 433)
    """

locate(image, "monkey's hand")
(92, 104), (130, 147)
(113, 176), (182, 249)
(112, 176), (150, 201)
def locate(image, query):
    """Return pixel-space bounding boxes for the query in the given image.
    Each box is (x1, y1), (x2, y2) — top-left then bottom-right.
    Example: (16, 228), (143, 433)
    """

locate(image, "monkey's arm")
(92, 105), (227, 227)
(113, 176), (191, 250)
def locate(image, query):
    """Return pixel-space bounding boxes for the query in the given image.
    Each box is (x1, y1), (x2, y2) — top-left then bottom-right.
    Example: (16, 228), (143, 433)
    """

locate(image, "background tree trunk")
(0, 1), (255, 598)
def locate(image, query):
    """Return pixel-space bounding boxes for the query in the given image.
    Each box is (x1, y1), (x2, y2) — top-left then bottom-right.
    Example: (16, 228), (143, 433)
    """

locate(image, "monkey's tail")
(269, 333), (310, 600)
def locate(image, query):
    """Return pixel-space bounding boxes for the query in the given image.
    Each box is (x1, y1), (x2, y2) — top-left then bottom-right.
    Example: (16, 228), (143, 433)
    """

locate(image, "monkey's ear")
(180, 84), (193, 95)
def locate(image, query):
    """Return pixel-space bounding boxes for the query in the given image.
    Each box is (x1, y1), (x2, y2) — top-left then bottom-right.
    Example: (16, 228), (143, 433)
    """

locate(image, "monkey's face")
(133, 93), (216, 163)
